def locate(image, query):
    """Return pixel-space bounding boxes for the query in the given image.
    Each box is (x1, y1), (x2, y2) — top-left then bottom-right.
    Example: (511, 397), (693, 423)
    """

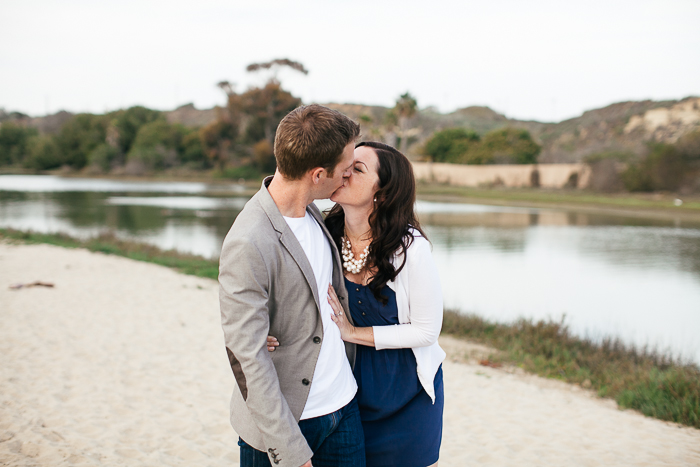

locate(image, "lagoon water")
(2, 175), (700, 364)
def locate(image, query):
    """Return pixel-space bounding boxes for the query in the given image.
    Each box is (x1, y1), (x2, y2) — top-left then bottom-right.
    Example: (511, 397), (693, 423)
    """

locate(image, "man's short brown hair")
(274, 104), (360, 180)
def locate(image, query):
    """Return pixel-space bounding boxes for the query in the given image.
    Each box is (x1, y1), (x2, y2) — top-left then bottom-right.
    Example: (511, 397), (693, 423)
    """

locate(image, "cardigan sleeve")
(372, 236), (443, 350)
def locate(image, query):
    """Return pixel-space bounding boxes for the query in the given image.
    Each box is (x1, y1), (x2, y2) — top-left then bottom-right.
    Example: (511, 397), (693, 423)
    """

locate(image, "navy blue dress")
(345, 278), (444, 467)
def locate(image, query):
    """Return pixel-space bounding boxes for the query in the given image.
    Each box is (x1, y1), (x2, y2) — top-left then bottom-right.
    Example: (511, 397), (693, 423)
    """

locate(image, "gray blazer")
(219, 177), (355, 467)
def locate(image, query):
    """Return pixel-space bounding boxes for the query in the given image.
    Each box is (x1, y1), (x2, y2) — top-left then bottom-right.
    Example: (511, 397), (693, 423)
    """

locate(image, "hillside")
(326, 97), (700, 163)
(4, 96), (699, 164)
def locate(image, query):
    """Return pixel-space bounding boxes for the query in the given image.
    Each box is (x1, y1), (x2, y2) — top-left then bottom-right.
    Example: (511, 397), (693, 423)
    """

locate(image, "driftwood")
(9, 281), (55, 290)
(479, 359), (502, 369)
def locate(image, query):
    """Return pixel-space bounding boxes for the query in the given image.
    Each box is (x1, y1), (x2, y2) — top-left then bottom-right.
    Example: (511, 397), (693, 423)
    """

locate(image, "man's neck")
(267, 171), (314, 218)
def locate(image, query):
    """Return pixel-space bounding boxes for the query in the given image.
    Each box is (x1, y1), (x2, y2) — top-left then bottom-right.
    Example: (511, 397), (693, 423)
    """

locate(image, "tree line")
(0, 59), (307, 179)
(0, 106), (210, 175)
(2, 59), (697, 192)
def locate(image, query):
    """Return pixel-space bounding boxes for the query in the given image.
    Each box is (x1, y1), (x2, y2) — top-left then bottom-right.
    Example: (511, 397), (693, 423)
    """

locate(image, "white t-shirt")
(283, 212), (357, 419)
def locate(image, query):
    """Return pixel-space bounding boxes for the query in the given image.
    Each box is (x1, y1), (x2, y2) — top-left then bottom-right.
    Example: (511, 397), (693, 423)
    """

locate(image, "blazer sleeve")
(219, 234), (313, 467)
(372, 236), (444, 350)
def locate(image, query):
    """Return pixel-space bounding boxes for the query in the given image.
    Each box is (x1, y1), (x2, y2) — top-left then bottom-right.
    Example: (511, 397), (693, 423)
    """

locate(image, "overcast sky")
(2, 0), (699, 122)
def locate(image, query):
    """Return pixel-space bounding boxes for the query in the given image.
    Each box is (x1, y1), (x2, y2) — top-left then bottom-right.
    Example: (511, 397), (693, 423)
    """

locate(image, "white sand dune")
(1, 243), (699, 466)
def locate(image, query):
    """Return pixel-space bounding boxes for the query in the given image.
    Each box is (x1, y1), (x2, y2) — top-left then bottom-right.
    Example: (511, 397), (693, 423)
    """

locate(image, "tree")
(54, 113), (110, 169)
(0, 122), (37, 166)
(111, 106), (162, 155)
(422, 128), (480, 163)
(471, 128), (541, 165)
(87, 144), (119, 172)
(25, 135), (61, 170)
(200, 111), (239, 172)
(246, 58), (309, 80)
(393, 92), (419, 154)
(203, 59), (306, 172)
(422, 127), (540, 165)
(179, 130), (208, 169)
(127, 120), (187, 170)
(239, 81), (302, 145)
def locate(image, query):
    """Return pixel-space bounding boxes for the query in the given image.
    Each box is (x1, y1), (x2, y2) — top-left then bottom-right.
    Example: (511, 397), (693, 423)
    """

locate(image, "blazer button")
(302, 378), (310, 385)
(358, 300), (362, 304)
(313, 336), (321, 344)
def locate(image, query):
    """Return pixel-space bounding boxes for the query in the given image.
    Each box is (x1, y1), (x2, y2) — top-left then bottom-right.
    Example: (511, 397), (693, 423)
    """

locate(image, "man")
(219, 104), (364, 467)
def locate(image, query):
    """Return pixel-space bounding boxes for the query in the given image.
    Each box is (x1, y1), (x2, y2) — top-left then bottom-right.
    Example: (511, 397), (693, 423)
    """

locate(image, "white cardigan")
(372, 231), (446, 403)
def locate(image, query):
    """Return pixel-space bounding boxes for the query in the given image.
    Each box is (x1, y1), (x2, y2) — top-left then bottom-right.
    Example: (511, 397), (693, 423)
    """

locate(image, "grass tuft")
(0, 228), (219, 280)
(442, 310), (700, 429)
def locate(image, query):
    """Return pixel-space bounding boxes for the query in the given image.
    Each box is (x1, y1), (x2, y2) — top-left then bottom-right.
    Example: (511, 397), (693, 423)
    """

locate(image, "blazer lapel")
(278, 230), (321, 310)
(256, 177), (321, 312)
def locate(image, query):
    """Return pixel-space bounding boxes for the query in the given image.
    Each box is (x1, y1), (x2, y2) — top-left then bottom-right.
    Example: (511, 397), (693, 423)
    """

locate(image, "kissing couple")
(220, 104), (445, 467)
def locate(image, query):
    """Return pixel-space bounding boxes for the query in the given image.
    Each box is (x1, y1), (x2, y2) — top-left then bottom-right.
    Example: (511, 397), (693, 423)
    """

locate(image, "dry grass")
(442, 310), (700, 428)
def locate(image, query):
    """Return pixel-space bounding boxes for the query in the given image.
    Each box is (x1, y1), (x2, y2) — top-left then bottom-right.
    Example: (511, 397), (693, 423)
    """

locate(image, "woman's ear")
(373, 188), (383, 204)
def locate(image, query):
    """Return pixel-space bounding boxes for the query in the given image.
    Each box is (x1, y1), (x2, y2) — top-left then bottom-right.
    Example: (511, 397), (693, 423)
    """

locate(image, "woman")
(271, 141), (445, 467)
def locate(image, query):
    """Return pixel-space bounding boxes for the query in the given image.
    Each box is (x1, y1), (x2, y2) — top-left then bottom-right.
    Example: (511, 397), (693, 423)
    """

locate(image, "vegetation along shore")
(1, 58), (698, 195)
(2, 227), (698, 429)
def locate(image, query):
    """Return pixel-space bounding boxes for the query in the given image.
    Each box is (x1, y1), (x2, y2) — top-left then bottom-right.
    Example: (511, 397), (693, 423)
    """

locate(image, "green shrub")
(87, 144), (120, 172)
(126, 120), (184, 170)
(0, 123), (37, 166)
(219, 165), (262, 180)
(179, 131), (209, 168)
(55, 113), (110, 169)
(478, 128), (541, 164)
(422, 128), (480, 163)
(423, 127), (541, 165)
(676, 130), (700, 163)
(584, 150), (632, 164)
(24, 135), (62, 170)
(622, 144), (687, 192)
(110, 106), (162, 154)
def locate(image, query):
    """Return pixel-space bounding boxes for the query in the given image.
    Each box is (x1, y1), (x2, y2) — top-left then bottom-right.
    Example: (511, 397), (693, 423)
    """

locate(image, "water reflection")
(0, 174), (240, 193)
(2, 175), (700, 363)
(0, 191), (244, 248)
(428, 223), (700, 363)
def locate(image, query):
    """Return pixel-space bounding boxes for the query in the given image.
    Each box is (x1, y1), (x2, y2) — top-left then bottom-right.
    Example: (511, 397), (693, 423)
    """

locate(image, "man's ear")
(309, 167), (325, 185)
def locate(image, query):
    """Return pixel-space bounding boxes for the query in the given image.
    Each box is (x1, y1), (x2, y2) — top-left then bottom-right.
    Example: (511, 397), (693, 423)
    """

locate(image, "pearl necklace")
(341, 237), (370, 274)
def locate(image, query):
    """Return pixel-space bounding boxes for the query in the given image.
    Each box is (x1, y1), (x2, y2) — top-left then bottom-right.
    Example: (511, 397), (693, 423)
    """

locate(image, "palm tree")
(393, 92), (419, 154)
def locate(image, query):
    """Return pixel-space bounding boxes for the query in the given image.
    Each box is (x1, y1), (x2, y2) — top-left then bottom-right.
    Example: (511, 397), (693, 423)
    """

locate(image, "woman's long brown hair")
(325, 141), (427, 305)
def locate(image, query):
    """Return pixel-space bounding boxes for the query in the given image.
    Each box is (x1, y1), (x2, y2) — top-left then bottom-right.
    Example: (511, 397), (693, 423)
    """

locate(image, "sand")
(1, 242), (699, 466)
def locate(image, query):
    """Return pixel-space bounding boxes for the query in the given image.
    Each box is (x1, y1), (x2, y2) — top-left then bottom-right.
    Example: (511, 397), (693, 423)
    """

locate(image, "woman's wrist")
(346, 324), (359, 343)
(347, 325), (375, 347)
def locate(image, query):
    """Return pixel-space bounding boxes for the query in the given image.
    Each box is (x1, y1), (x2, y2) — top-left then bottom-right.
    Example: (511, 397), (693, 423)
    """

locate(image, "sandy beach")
(1, 242), (699, 466)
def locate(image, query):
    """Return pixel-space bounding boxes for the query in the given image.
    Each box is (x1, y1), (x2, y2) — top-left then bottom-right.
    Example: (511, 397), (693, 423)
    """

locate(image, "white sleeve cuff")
(372, 324), (402, 350)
